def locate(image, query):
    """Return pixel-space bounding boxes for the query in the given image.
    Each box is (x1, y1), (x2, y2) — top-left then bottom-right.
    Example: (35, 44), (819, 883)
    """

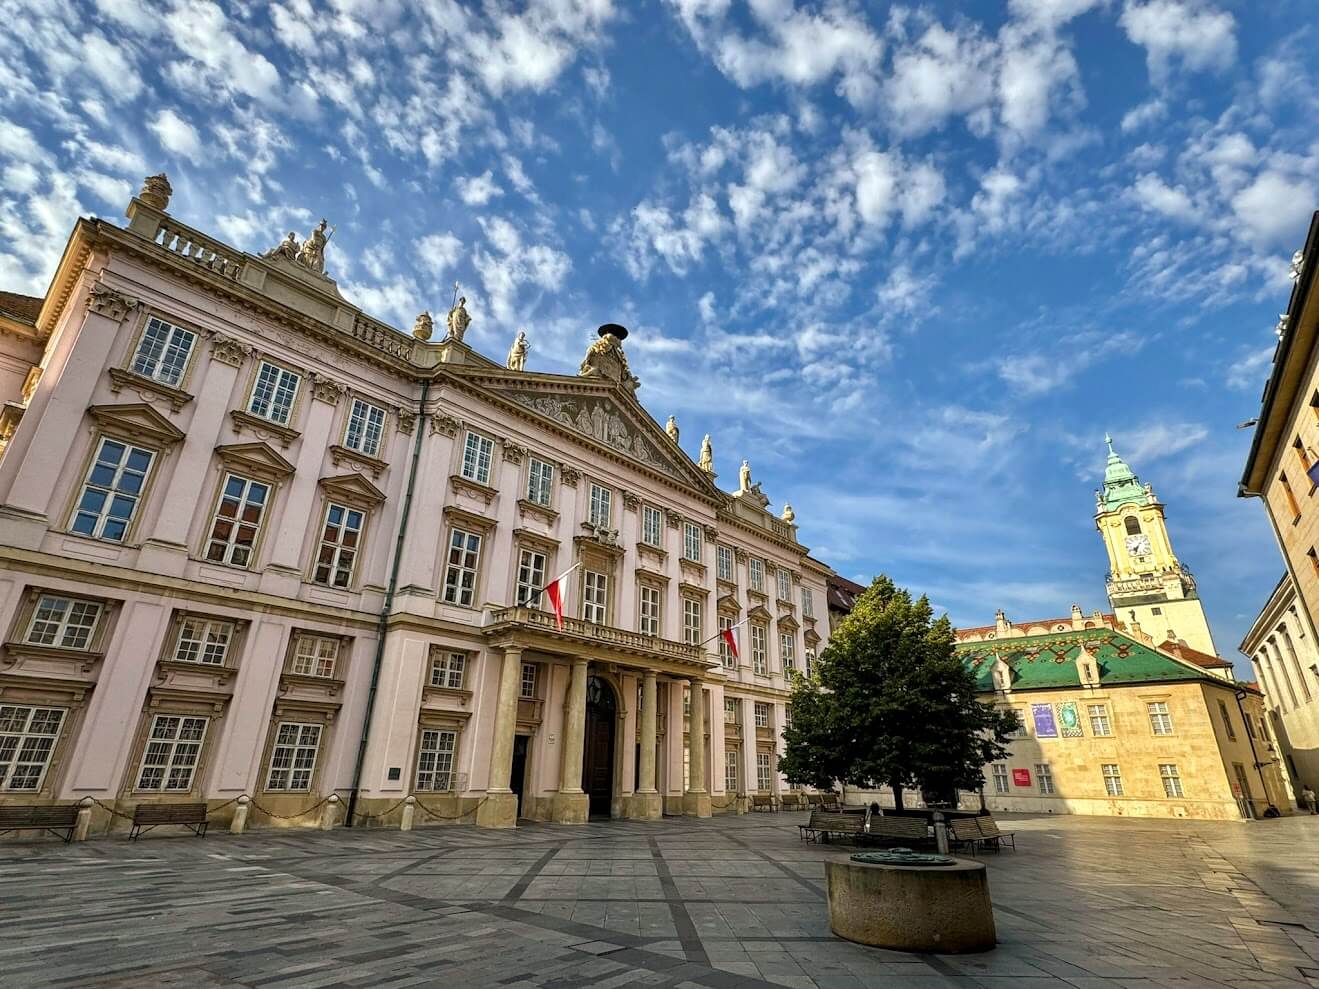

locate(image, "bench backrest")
(0, 804), (79, 827)
(949, 818), (982, 840)
(974, 815), (1003, 838)
(751, 794), (773, 806)
(868, 815), (929, 838)
(809, 812), (863, 832)
(133, 802), (208, 824)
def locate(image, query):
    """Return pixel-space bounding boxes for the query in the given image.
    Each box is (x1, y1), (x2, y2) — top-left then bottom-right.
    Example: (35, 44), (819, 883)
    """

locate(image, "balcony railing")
(151, 217), (244, 279)
(487, 606), (707, 664)
(1106, 565), (1196, 597)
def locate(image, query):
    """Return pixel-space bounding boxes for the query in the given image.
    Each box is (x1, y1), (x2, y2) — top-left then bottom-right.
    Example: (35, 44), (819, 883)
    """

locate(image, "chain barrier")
(413, 794), (488, 821)
(710, 795), (737, 809)
(247, 793), (336, 822)
(351, 796), (411, 826)
(88, 796), (136, 822)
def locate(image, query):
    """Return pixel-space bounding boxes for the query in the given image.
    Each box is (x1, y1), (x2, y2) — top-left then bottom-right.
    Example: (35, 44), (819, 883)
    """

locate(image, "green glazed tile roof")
(957, 628), (1209, 691)
(1097, 434), (1146, 511)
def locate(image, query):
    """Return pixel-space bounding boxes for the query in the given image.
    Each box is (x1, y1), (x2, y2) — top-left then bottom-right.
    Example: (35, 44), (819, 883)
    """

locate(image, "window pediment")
(319, 473), (386, 507)
(717, 593), (741, 615)
(803, 628), (821, 646)
(777, 614), (800, 631)
(747, 604), (773, 622)
(443, 504), (497, 533)
(88, 402), (185, 447)
(215, 441), (296, 480)
(512, 526), (559, 554)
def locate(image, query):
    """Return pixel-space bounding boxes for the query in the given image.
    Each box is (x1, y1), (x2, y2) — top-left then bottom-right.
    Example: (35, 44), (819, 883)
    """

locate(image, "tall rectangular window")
(639, 585), (661, 636)
(1102, 763), (1123, 796)
(526, 457), (554, 506)
(751, 623), (768, 674)
(756, 752), (771, 791)
(442, 528), (482, 606)
(0, 705), (65, 791)
(71, 438), (155, 542)
(804, 648), (815, 677)
(520, 663), (537, 699)
(754, 701), (770, 728)
(265, 723), (321, 792)
(724, 696), (738, 722)
(801, 588), (814, 618)
(313, 503), (364, 588)
(641, 504), (662, 546)
(992, 763), (1009, 794)
(173, 618), (233, 666)
(1160, 763), (1184, 798)
(461, 432), (494, 485)
(749, 558), (765, 592)
(780, 632), (796, 671)
(682, 598), (702, 645)
(343, 398), (386, 457)
(415, 729), (456, 791)
(589, 484), (612, 527)
(718, 615), (735, 667)
(248, 361), (300, 425)
(516, 548), (546, 608)
(1147, 701), (1174, 735)
(582, 570), (608, 624)
(291, 635), (340, 678)
(205, 473), (270, 568)
(725, 749), (739, 793)
(1035, 763), (1054, 795)
(131, 315), (195, 386)
(683, 522), (702, 561)
(1281, 473), (1302, 519)
(1217, 699), (1236, 740)
(1087, 703), (1112, 736)
(429, 651), (465, 689)
(716, 545), (734, 582)
(25, 595), (101, 650)
(777, 568), (792, 602)
(137, 715), (208, 791)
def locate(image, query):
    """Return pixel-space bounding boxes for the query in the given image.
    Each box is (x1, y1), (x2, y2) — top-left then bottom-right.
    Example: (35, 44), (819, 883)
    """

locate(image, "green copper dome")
(1098, 434), (1146, 511)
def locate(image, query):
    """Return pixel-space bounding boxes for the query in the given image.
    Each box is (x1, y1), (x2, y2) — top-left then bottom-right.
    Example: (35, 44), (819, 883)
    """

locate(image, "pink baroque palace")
(0, 173), (836, 836)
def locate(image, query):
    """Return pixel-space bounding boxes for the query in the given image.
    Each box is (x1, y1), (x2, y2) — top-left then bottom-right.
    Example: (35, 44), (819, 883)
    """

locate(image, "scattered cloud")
(148, 108), (201, 157)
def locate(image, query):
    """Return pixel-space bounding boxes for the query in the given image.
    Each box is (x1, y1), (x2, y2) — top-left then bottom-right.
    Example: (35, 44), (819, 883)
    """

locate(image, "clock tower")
(1095, 435), (1218, 656)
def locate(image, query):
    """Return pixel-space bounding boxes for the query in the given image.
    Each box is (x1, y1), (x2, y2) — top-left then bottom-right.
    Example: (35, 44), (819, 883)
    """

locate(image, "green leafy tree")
(780, 575), (1018, 809)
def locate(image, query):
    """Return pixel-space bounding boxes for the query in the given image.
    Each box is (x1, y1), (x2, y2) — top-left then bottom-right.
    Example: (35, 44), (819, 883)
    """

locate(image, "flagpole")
(517, 561), (582, 608)
(696, 616), (749, 649)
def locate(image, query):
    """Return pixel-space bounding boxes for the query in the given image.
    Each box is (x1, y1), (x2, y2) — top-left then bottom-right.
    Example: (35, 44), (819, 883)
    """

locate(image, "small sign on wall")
(1012, 768), (1032, 787)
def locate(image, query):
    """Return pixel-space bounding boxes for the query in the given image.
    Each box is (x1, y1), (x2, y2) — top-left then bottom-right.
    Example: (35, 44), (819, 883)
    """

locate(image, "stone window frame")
(411, 714), (467, 793)
(716, 545), (734, 583)
(755, 751), (772, 792)
(1035, 762), (1055, 795)
(200, 470), (277, 571)
(131, 711), (213, 795)
(525, 455), (556, 508)
(7, 585), (120, 660)
(1158, 762), (1184, 798)
(460, 429), (496, 486)
(244, 356), (304, 428)
(113, 308), (203, 407)
(1144, 698), (1174, 736)
(1101, 763), (1123, 796)
(341, 395), (390, 460)
(66, 434), (160, 545)
(283, 630), (350, 681)
(638, 581), (663, 637)
(682, 521), (702, 563)
(724, 747), (740, 794)
(429, 649), (468, 691)
(308, 499), (369, 591)
(749, 557), (765, 593)
(750, 622), (769, 675)
(681, 595), (703, 646)
(440, 516), (488, 609)
(779, 631), (796, 672)
(991, 762), (1010, 794)
(640, 503), (664, 548)
(520, 663), (538, 700)
(261, 720), (327, 794)
(588, 481), (613, 528)
(159, 610), (248, 669)
(1086, 702), (1113, 736)
(0, 704), (69, 793)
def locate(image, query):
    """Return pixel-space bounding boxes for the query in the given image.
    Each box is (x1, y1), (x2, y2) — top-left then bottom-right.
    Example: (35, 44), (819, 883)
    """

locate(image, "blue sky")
(1, 0), (1315, 669)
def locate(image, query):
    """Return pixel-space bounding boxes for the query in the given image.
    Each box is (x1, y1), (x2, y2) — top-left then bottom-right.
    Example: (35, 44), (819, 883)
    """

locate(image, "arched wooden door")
(582, 675), (616, 817)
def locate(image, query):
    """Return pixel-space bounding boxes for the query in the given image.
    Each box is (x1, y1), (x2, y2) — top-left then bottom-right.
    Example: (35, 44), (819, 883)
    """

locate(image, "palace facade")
(0, 175), (833, 835)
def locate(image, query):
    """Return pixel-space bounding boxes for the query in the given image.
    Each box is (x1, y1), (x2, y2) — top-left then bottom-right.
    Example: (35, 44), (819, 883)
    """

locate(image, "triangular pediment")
(319, 472), (386, 506)
(87, 402), (185, 447)
(446, 370), (722, 497)
(215, 441), (296, 480)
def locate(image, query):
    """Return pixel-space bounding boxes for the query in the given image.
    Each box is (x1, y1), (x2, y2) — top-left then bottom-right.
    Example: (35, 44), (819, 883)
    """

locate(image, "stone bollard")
(74, 796), (95, 842)
(400, 796), (416, 832)
(320, 794), (341, 831)
(933, 811), (950, 855)
(230, 795), (250, 835)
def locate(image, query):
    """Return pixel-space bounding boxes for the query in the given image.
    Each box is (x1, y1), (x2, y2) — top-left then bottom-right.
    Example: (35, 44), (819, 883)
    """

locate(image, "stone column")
(632, 669), (662, 819)
(552, 658), (590, 823)
(477, 647), (523, 829)
(685, 678), (711, 817)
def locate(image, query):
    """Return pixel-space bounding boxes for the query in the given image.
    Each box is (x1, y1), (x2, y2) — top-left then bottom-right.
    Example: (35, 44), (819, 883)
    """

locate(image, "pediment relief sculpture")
(87, 402), (186, 448)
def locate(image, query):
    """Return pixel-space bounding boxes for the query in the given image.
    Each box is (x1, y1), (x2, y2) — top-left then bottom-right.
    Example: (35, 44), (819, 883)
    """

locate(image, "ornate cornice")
(209, 331), (251, 368)
(86, 282), (139, 322)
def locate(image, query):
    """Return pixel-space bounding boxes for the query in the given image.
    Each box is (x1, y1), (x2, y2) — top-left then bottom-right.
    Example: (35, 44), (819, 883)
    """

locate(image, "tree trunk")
(891, 783), (904, 811)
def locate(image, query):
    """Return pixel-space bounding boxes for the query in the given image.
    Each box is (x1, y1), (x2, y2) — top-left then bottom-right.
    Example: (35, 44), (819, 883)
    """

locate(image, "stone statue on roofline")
(139, 173), (173, 210)
(578, 324), (639, 390)
(699, 434), (714, 474)
(413, 310), (434, 341)
(296, 218), (330, 273)
(264, 232), (299, 263)
(447, 296), (471, 342)
(666, 416), (679, 443)
(739, 459), (752, 492)
(506, 329), (528, 370)
(781, 503), (795, 524)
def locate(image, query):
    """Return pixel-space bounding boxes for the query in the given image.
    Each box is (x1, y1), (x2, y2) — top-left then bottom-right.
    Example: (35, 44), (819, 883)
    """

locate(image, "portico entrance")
(583, 675), (616, 817)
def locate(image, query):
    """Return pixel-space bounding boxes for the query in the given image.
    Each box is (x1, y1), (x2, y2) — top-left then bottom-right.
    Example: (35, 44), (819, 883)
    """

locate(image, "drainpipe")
(346, 378), (430, 826)
(1235, 687), (1279, 818)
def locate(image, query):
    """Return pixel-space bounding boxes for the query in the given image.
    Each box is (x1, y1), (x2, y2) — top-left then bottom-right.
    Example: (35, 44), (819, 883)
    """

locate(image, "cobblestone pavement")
(2, 811), (1319, 988)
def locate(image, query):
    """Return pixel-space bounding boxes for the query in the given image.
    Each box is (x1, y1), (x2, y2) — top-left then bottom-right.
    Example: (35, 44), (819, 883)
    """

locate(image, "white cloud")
(884, 23), (994, 138)
(456, 170), (504, 206)
(75, 169), (132, 207)
(474, 217), (572, 324)
(0, 122), (43, 163)
(82, 31), (143, 103)
(1111, 421), (1210, 465)
(1129, 172), (1197, 223)
(1119, 0), (1236, 82)
(618, 192), (727, 279)
(1230, 171), (1317, 249)
(163, 1), (282, 101)
(148, 108), (202, 157)
(1120, 98), (1166, 132)
(1226, 346), (1273, 392)
(414, 232), (464, 277)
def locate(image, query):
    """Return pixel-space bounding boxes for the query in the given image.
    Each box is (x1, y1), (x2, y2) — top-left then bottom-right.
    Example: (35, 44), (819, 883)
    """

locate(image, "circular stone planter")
(826, 851), (996, 953)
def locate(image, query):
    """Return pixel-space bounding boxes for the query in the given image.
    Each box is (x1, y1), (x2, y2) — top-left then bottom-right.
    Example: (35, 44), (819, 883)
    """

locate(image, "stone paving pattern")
(2, 812), (1319, 987)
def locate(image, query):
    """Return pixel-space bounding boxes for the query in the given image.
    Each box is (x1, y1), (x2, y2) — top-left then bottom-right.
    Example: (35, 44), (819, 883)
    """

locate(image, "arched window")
(1124, 516), (1141, 536)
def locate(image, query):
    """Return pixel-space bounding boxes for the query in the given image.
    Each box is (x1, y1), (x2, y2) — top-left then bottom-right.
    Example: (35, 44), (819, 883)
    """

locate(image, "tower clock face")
(1125, 533), (1152, 557)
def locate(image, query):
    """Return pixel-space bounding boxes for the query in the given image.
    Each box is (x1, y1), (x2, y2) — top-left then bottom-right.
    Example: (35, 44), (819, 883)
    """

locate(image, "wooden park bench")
(0, 804), (79, 843)
(973, 814), (1016, 851)
(130, 802), (209, 840)
(949, 814), (1016, 854)
(866, 814), (932, 846)
(751, 794), (777, 812)
(948, 817), (986, 853)
(798, 810), (865, 843)
(779, 792), (806, 811)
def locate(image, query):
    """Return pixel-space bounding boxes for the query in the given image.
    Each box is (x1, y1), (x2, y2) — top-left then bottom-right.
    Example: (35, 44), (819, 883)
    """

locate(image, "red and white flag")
(721, 625), (740, 660)
(543, 562), (581, 630)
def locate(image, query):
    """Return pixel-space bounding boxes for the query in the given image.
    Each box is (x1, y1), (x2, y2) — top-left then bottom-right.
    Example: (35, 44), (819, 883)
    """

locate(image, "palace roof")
(957, 628), (1237, 692)
(0, 291), (41, 326)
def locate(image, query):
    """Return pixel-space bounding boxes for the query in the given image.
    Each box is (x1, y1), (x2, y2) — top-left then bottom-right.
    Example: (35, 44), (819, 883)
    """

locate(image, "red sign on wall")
(1012, 768), (1032, 787)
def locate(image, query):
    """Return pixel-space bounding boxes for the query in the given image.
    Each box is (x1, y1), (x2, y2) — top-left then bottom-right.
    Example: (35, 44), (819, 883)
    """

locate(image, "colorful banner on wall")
(1057, 701), (1083, 737)
(1031, 703), (1058, 737)
(1012, 768), (1032, 787)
